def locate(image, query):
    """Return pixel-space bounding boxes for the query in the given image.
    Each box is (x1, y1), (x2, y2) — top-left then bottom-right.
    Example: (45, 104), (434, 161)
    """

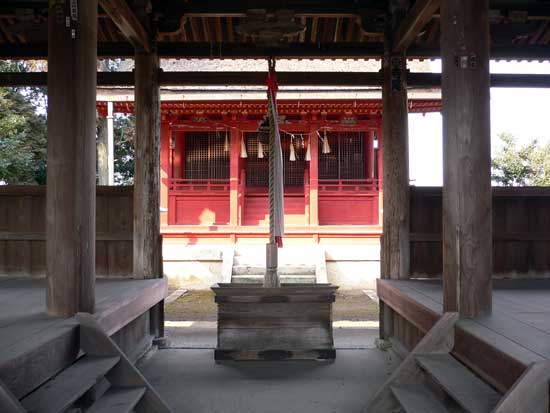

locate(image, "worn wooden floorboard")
(0, 277), (167, 398)
(383, 280), (550, 363)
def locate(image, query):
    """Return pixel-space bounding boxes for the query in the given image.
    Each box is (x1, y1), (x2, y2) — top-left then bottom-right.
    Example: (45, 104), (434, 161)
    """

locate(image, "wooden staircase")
(366, 312), (550, 413)
(1, 313), (171, 413)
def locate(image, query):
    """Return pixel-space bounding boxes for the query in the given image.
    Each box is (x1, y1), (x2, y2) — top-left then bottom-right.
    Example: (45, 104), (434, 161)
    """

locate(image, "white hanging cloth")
(258, 140), (264, 158)
(289, 137), (296, 161)
(240, 133), (247, 158)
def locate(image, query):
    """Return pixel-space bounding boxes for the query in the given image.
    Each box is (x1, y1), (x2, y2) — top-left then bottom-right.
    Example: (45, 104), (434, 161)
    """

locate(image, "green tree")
(113, 114), (135, 185)
(491, 133), (550, 186)
(0, 61), (47, 185)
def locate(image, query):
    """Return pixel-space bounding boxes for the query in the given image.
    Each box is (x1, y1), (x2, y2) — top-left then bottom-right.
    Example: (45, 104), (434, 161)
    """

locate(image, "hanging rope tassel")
(289, 137), (296, 161)
(240, 134), (248, 158)
(305, 139), (311, 161)
(223, 132), (229, 152)
(258, 140), (264, 158)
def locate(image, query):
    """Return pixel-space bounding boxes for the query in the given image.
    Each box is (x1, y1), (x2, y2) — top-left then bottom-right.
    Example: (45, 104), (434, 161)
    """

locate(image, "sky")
(408, 61), (550, 186)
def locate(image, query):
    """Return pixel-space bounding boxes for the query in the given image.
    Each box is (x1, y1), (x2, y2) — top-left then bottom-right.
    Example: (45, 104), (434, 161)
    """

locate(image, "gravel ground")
(165, 288), (378, 322)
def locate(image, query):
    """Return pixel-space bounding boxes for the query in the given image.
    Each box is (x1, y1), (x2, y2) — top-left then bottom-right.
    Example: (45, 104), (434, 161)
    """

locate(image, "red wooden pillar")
(308, 130), (319, 226)
(173, 132), (184, 179)
(229, 129), (241, 227)
(160, 121), (170, 228)
(377, 126), (384, 227)
(46, 0), (97, 316)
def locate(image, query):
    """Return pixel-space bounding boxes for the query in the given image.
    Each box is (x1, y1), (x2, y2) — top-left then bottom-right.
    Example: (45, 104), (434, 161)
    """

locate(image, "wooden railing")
(168, 178), (230, 192)
(318, 179), (379, 193)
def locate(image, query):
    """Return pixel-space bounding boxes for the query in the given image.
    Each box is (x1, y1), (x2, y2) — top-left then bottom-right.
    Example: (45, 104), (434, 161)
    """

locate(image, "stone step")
(21, 355), (120, 413)
(232, 253), (318, 266)
(87, 386), (146, 413)
(231, 275), (316, 284)
(232, 264), (315, 276)
(415, 353), (501, 413)
(391, 383), (449, 413)
(232, 258), (317, 267)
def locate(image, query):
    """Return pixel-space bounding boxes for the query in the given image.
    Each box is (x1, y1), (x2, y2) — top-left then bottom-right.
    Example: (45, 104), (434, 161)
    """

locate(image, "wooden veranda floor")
(0, 276), (167, 399)
(377, 278), (550, 392)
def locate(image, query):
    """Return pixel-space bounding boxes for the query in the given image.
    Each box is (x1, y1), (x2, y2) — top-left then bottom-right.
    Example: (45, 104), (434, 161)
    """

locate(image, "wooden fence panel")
(0, 186), (133, 277)
(411, 187), (550, 278)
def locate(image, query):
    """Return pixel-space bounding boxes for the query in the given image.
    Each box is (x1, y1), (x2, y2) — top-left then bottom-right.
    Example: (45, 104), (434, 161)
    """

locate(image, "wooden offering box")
(212, 283), (338, 361)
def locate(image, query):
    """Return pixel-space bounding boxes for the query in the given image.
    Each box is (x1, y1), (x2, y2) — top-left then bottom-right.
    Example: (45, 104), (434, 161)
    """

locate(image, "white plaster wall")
(162, 242), (381, 289)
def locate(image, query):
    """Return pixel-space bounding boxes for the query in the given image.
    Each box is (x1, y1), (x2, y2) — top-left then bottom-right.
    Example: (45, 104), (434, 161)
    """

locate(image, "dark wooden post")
(46, 0), (97, 316)
(441, 0), (492, 317)
(381, 48), (410, 280)
(133, 48), (161, 279)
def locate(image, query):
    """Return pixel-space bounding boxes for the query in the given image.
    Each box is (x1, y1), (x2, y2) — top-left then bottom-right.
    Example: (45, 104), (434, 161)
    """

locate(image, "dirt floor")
(165, 288), (378, 321)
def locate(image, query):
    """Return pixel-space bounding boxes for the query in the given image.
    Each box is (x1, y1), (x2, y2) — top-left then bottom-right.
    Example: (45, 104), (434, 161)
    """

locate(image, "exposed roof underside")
(0, 1), (549, 60)
(96, 98), (442, 117)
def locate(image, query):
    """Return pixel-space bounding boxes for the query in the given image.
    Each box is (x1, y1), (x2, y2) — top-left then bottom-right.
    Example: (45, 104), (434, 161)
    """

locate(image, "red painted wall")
(319, 194), (379, 225)
(173, 195), (230, 225)
(243, 195), (306, 226)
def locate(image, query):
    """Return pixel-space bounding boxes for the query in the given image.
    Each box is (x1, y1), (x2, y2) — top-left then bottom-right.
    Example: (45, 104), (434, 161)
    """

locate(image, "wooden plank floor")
(381, 278), (550, 363)
(0, 276), (167, 398)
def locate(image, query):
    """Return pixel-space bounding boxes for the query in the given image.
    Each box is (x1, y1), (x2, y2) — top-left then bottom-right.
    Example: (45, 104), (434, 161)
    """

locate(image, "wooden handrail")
(168, 178), (230, 192)
(318, 178), (379, 192)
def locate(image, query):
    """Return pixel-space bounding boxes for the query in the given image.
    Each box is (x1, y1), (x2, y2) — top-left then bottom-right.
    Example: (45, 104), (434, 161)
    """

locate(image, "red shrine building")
(98, 79), (441, 288)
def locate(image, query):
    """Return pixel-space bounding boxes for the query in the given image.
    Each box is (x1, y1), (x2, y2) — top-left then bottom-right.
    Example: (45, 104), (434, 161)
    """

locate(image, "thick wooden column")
(381, 51), (410, 279)
(97, 102), (114, 185)
(229, 129), (241, 227)
(46, 0), (97, 316)
(441, 0), (492, 317)
(308, 130), (319, 226)
(133, 48), (161, 278)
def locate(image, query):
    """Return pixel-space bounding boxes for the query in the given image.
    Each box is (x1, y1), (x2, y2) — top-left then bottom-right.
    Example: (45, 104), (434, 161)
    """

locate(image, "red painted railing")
(318, 179), (379, 193)
(168, 178), (230, 192)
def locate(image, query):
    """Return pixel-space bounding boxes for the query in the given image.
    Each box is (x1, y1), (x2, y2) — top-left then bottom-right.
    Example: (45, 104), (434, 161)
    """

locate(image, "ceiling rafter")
(98, 0), (150, 52)
(393, 0), (440, 53)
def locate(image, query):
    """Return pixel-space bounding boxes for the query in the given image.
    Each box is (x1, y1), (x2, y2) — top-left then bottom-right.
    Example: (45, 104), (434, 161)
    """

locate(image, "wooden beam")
(1, 42), (550, 60)
(46, 0), (97, 316)
(133, 49), (161, 279)
(99, 0), (150, 52)
(381, 50), (410, 280)
(393, 0), (440, 52)
(441, 0), (492, 317)
(4, 71), (550, 88)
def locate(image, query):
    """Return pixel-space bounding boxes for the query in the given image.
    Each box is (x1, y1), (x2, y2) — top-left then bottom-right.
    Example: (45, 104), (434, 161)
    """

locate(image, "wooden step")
(232, 264), (315, 276)
(415, 354), (501, 413)
(231, 275), (316, 284)
(87, 386), (146, 413)
(21, 355), (120, 413)
(391, 384), (448, 413)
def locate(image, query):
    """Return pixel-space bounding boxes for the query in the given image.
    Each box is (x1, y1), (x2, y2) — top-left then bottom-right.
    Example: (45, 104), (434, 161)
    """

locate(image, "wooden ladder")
(1, 313), (171, 413)
(366, 312), (550, 413)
